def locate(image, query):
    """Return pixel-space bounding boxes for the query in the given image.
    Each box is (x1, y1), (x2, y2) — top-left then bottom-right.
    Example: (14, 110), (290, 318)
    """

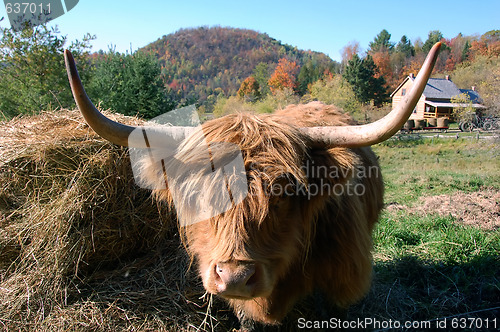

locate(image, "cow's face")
(144, 114), (311, 300)
(186, 181), (305, 300)
(142, 114), (361, 301)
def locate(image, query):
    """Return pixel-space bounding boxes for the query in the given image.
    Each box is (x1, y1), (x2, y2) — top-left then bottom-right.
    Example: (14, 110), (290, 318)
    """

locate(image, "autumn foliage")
(470, 39), (500, 59)
(370, 50), (394, 88)
(238, 76), (260, 100)
(268, 58), (299, 95)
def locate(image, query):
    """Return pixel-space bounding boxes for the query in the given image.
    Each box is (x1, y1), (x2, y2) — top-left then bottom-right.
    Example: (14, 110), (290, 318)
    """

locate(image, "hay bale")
(0, 110), (227, 331)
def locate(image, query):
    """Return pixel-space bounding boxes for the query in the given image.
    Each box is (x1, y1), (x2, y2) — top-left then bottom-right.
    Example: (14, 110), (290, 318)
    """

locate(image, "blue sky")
(1, 0), (499, 61)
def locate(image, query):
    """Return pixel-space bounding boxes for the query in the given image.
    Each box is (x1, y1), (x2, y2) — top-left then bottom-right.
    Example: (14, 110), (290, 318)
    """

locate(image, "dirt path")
(386, 189), (500, 231)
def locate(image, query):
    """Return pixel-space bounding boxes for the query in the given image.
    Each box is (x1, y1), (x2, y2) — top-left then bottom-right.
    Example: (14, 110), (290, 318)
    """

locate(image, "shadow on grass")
(349, 254), (500, 331)
(62, 250), (498, 332)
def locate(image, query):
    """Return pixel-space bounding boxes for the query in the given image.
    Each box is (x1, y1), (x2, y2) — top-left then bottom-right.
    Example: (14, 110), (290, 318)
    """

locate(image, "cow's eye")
(269, 186), (294, 213)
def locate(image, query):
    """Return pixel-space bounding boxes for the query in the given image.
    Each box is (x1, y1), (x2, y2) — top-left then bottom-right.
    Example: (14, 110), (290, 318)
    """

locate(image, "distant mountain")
(141, 26), (339, 110)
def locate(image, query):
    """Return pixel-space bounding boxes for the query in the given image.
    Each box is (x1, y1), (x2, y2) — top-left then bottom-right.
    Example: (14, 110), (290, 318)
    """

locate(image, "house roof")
(459, 89), (483, 104)
(422, 78), (462, 99)
(391, 76), (484, 104)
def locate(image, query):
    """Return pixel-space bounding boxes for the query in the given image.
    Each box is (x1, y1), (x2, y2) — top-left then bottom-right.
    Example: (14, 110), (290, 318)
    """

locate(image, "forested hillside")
(142, 26), (338, 110)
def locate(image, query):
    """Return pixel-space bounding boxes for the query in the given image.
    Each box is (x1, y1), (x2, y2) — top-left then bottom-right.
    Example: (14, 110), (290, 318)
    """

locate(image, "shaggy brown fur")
(139, 101), (384, 326)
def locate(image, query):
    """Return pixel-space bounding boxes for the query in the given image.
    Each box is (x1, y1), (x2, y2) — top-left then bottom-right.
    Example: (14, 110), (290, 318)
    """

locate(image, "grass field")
(347, 137), (500, 330)
(1, 113), (499, 331)
(377, 135), (500, 203)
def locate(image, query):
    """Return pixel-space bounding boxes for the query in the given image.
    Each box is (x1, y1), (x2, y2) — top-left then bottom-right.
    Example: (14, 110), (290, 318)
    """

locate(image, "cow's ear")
(306, 147), (360, 186)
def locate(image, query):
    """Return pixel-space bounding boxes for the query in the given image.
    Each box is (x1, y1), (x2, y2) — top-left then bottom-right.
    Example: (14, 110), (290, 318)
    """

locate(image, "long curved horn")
(302, 42), (442, 147)
(64, 50), (195, 147)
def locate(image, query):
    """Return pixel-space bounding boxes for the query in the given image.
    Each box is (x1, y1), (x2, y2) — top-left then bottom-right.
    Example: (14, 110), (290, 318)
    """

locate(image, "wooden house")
(391, 74), (485, 120)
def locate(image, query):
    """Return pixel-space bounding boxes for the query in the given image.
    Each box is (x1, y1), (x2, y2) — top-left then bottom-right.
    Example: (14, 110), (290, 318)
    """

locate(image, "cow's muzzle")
(213, 260), (259, 299)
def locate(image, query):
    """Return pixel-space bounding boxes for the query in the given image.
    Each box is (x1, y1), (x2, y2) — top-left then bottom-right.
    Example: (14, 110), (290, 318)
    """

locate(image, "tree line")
(0, 24), (498, 121)
(221, 28), (499, 120)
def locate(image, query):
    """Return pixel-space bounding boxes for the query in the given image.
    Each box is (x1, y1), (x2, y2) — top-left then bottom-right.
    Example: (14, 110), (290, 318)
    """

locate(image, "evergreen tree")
(343, 54), (389, 106)
(297, 61), (315, 95)
(423, 30), (444, 53)
(369, 29), (395, 53)
(88, 51), (173, 119)
(396, 35), (415, 57)
(0, 24), (93, 118)
(297, 58), (339, 95)
(461, 40), (471, 61)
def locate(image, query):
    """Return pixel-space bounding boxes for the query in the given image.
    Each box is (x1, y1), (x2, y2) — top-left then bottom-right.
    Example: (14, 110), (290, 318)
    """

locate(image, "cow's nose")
(214, 261), (257, 297)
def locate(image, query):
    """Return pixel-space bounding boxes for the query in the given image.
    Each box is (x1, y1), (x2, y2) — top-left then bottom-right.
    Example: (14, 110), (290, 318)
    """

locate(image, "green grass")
(373, 137), (500, 204)
(357, 213), (500, 326)
(375, 213), (499, 264)
(349, 137), (500, 328)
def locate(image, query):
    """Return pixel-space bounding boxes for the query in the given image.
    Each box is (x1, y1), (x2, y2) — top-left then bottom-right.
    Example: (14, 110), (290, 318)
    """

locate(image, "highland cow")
(64, 43), (441, 329)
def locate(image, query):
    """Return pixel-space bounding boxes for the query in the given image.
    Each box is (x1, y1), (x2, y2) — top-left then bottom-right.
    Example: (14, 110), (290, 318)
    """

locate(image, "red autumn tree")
(445, 55), (458, 71)
(237, 76), (260, 100)
(470, 39), (500, 59)
(268, 58), (299, 95)
(371, 50), (394, 89)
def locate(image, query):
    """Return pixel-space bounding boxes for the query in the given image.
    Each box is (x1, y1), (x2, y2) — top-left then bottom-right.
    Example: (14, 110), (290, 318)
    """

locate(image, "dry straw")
(0, 110), (232, 331)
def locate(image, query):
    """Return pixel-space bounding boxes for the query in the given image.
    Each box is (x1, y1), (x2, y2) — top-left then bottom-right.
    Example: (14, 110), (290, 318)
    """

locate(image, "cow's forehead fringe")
(144, 104), (356, 226)
(173, 112), (309, 222)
